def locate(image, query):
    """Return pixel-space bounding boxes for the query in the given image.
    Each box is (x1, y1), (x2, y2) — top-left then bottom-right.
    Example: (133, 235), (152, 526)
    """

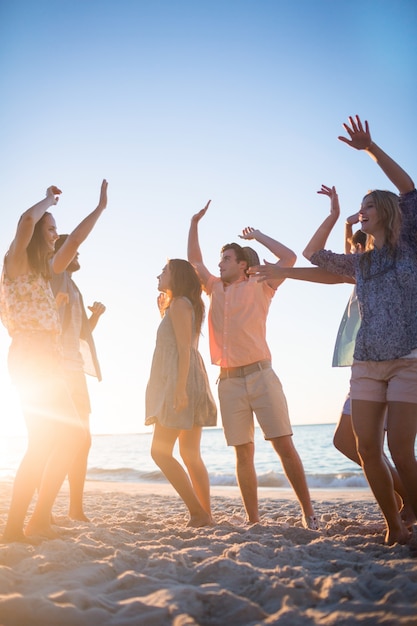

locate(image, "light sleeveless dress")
(145, 298), (217, 429)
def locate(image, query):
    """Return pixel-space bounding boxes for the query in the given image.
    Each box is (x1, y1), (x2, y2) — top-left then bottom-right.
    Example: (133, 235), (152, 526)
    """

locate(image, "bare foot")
(69, 511), (90, 522)
(25, 522), (60, 541)
(1, 530), (41, 545)
(400, 503), (416, 529)
(385, 524), (411, 546)
(186, 513), (214, 528)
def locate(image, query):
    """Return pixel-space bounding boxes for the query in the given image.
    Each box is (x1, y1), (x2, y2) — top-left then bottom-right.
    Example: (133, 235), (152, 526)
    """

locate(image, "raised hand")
(191, 200), (211, 224)
(345, 212), (360, 226)
(338, 115), (372, 150)
(247, 260), (284, 282)
(239, 227), (261, 241)
(98, 179), (108, 210)
(317, 185), (340, 220)
(46, 186), (62, 205)
(88, 301), (106, 318)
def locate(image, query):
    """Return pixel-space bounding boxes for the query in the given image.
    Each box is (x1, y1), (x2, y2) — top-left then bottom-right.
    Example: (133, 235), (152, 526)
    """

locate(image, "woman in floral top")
(1, 180), (108, 542)
(0, 187), (87, 542)
(306, 116), (417, 546)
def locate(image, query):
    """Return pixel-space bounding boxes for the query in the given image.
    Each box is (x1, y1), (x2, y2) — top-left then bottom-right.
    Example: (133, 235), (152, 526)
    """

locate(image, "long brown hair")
(26, 212), (54, 278)
(166, 259), (205, 335)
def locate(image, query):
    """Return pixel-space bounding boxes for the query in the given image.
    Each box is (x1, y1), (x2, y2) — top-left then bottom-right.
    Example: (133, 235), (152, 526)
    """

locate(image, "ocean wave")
(257, 469), (367, 489)
(86, 467), (368, 489)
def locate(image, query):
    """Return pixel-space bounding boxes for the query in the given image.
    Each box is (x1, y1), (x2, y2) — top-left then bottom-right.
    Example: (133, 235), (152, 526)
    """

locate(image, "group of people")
(1, 115), (417, 547)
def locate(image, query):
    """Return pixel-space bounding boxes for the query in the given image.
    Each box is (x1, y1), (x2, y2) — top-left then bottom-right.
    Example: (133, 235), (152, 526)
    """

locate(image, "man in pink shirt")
(188, 201), (318, 529)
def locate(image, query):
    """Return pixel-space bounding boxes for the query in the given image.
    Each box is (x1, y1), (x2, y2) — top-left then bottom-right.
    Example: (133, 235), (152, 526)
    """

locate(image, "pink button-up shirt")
(205, 274), (275, 367)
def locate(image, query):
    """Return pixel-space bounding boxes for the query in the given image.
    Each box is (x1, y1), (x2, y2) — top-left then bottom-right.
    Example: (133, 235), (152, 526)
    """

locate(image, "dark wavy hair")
(348, 229), (367, 253)
(26, 211), (54, 278)
(166, 259), (205, 335)
(351, 230), (367, 248)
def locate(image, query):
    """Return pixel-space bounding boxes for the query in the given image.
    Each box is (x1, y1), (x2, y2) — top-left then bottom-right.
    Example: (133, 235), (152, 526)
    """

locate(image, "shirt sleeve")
(399, 189), (417, 252)
(204, 274), (219, 295)
(310, 250), (356, 278)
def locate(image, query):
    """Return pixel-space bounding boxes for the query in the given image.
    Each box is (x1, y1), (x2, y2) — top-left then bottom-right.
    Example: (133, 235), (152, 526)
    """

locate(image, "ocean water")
(0, 423), (388, 490)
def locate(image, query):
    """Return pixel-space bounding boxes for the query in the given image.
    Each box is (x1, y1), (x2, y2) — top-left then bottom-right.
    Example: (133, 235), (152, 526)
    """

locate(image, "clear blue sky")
(1, 0), (416, 435)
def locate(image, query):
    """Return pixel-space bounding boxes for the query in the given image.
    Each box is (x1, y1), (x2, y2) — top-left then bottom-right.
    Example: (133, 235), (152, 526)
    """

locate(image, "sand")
(0, 480), (416, 626)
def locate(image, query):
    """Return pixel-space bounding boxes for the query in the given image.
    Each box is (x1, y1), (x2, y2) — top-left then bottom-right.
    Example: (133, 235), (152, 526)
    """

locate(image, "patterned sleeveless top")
(0, 267), (61, 336)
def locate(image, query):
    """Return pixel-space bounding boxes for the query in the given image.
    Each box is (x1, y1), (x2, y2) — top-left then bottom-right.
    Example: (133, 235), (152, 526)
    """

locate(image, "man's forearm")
(254, 231), (296, 266)
(187, 220), (203, 264)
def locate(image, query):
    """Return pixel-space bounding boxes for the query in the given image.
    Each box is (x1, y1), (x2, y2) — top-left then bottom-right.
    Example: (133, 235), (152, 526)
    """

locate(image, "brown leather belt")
(219, 360), (271, 379)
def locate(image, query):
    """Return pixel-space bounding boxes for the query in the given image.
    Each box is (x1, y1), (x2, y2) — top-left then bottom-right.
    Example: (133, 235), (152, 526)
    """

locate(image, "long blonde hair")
(362, 190), (401, 254)
(359, 190), (401, 279)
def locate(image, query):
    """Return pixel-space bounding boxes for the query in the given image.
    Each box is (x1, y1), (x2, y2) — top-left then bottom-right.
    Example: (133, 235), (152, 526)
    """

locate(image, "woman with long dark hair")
(146, 259), (217, 527)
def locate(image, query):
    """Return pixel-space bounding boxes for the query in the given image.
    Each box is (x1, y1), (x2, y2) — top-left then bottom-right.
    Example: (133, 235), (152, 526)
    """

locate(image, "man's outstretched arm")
(187, 200), (212, 286)
(239, 226), (296, 289)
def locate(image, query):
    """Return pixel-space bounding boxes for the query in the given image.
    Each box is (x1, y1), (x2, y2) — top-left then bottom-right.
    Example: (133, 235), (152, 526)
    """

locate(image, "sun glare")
(0, 384), (25, 438)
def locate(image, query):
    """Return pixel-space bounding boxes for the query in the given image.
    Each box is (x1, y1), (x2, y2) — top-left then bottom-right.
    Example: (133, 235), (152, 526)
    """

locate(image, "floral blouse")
(0, 268), (61, 337)
(311, 189), (417, 361)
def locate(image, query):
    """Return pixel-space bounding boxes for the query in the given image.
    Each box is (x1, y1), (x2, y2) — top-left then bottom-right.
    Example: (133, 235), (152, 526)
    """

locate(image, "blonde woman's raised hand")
(345, 212), (360, 226)
(317, 185), (340, 219)
(338, 115), (372, 150)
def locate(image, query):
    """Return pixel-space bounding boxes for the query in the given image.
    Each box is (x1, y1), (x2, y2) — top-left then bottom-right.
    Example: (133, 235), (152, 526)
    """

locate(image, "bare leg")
(3, 416), (84, 542)
(25, 422), (86, 539)
(68, 426), (92, 521)
(386, 402), (417, 524)
(1, 420), (54, 542)
(271, 435), (316, 522)
(334, 413), (361, 463)
(352, 400), (410, 545)
(179, 426), (212, 519)
(235, 442), (259, 523)
(334, 412), (415, 526)
(151, 423), (211, 527)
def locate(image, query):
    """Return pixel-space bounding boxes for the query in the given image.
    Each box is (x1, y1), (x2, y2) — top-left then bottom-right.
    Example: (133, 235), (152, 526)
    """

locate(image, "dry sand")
(0, 480), (416, 626)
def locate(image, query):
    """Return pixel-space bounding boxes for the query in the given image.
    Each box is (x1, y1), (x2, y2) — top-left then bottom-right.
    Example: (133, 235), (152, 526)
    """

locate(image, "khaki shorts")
(218, 366), (292, 446)
(351, 358), (417, 404)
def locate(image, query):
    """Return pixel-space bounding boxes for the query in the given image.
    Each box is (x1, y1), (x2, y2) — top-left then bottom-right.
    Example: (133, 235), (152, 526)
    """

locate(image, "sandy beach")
(0, 480), (416, 626)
